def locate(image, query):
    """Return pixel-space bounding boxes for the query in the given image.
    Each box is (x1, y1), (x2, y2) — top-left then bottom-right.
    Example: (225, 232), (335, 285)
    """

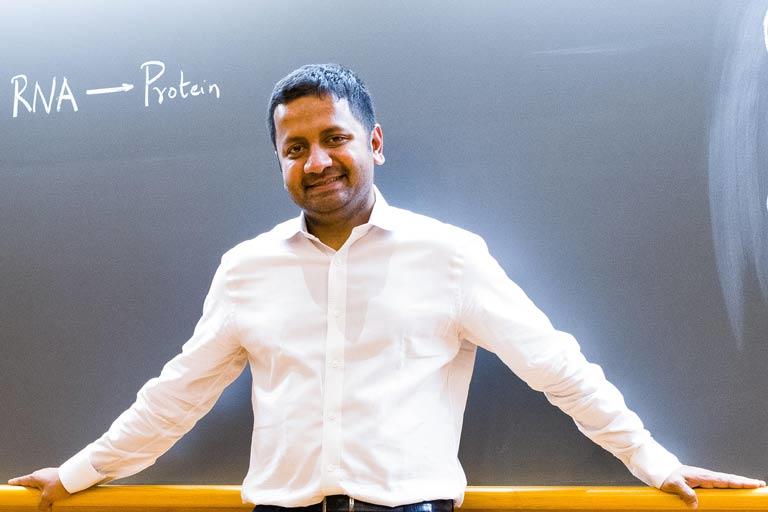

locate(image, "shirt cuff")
(627, 437), (683, 488)
(59, 446), (106, 494)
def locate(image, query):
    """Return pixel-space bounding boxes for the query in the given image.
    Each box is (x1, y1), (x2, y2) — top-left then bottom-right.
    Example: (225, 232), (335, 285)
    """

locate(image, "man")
(9, 63), (765, 511)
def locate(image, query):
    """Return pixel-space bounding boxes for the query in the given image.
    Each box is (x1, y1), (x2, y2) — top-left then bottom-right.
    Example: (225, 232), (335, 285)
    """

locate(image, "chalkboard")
(3, 0), (767, 488)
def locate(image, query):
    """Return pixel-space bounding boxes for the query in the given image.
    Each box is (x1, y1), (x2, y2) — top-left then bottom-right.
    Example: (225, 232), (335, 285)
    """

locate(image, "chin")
(301, 195), (343, 212)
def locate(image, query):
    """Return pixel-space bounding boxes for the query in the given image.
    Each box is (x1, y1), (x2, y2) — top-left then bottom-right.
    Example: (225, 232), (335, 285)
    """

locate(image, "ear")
(371, 124), (385, 165)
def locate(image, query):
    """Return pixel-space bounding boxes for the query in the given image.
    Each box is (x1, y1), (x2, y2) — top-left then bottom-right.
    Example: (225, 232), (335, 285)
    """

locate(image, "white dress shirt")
(59, 186), (682, 507)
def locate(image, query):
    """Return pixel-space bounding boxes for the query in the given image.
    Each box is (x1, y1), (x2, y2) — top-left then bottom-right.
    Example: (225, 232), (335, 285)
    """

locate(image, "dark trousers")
(253, 495), (454, 512)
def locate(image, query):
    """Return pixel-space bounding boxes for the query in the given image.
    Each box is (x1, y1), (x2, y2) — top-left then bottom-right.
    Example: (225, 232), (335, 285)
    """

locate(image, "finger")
(711, 474), (766, 488)
(666, 480), (699, 509)
(7, 474), (40, 488)
(689, 471), (766, 489)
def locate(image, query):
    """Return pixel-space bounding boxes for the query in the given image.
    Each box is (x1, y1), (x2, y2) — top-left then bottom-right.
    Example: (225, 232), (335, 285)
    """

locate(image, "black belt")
(254, 495), (454, 512)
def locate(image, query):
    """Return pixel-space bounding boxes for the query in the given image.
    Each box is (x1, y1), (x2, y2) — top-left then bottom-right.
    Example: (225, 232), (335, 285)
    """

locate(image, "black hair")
(267, 63), (376, 148)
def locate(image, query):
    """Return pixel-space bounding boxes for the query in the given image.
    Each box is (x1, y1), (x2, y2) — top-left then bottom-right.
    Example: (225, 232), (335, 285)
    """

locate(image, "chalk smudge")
(708, 0), (768, 346)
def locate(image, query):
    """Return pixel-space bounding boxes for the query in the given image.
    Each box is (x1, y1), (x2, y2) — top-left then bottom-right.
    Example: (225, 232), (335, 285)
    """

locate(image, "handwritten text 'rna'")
(10, 75), (78, 117)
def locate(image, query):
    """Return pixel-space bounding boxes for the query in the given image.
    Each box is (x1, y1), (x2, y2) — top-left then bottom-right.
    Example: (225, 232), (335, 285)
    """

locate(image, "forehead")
(273, 95), (362, 142)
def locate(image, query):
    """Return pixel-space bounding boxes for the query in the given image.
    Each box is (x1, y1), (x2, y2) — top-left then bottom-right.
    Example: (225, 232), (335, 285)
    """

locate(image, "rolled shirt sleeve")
(59, 253), (247, 493)
(457, 233), (681, 488)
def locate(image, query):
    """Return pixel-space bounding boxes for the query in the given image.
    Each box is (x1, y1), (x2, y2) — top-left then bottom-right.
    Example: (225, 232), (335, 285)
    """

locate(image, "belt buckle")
(322, 496), (355, 512)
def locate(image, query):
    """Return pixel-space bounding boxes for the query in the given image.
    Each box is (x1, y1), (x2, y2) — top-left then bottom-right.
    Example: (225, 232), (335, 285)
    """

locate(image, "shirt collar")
(273, 185), (398, 240)
(366, 185), (399, 232)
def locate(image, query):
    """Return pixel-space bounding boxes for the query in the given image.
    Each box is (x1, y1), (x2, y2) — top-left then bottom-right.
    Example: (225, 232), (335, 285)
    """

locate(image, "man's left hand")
(660, 465), (765, 509)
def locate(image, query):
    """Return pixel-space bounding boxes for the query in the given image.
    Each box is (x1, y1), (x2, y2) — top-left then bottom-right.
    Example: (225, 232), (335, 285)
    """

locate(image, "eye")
(285, 144), (304, 158)
(326, 135), (348, 146)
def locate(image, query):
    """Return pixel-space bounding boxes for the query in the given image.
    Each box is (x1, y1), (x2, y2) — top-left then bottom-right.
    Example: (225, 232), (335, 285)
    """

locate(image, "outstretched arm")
(457, 233), (765, 508)
(9, 252), (247, 510)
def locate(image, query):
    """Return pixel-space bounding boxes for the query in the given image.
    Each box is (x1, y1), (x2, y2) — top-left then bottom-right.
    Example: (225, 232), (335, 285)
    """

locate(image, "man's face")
(273, 94), (384, 226)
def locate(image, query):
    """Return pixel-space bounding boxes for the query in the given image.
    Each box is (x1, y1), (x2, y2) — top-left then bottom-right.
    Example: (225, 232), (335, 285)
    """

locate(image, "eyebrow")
(280, 125), (351, 146)
(319, 125), (349, 136)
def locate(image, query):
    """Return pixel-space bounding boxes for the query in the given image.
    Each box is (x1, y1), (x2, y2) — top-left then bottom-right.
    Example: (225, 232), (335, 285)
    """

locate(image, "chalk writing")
(86, 83), (134, 96)
(11, 75), (79, 118)
(140, 61), (220, 107)
(9, 60), (220, 118)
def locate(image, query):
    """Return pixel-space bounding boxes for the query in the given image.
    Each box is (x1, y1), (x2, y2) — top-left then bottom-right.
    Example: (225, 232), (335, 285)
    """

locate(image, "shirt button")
(327, 464), (336, 472)
(334, 258), (343, 266)
(328, 413), (337, 421)
(331, 360), (342, 368)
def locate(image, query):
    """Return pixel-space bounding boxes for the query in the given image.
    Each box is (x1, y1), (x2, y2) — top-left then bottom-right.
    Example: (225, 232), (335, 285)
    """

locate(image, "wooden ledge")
(1, 485), (767, 511)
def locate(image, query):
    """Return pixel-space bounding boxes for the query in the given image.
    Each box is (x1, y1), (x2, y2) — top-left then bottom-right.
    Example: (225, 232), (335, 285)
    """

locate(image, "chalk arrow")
(86, 83), (135, 95)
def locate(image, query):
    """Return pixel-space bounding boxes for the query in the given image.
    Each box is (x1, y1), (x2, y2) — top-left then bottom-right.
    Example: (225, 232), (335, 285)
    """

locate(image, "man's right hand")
(8, 467), (70, 511)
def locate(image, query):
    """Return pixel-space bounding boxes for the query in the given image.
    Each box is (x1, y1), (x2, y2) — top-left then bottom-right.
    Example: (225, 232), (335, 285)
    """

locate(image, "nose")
(304, 144), (332, 174)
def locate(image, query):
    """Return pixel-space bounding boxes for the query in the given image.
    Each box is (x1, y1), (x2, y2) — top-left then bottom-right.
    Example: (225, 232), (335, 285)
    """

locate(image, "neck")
(305, 196), (375, 251)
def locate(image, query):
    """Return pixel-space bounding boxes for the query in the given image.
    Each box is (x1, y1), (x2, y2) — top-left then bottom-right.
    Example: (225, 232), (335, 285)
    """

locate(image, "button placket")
(320, 250), (347, 491)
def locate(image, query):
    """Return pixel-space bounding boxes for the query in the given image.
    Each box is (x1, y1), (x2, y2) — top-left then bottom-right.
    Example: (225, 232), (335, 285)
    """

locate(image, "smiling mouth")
(306, 175), (343, 189)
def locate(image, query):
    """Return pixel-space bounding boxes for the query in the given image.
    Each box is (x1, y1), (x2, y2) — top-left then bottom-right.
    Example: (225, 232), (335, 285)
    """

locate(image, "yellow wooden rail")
(1, 485), (767, 511)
